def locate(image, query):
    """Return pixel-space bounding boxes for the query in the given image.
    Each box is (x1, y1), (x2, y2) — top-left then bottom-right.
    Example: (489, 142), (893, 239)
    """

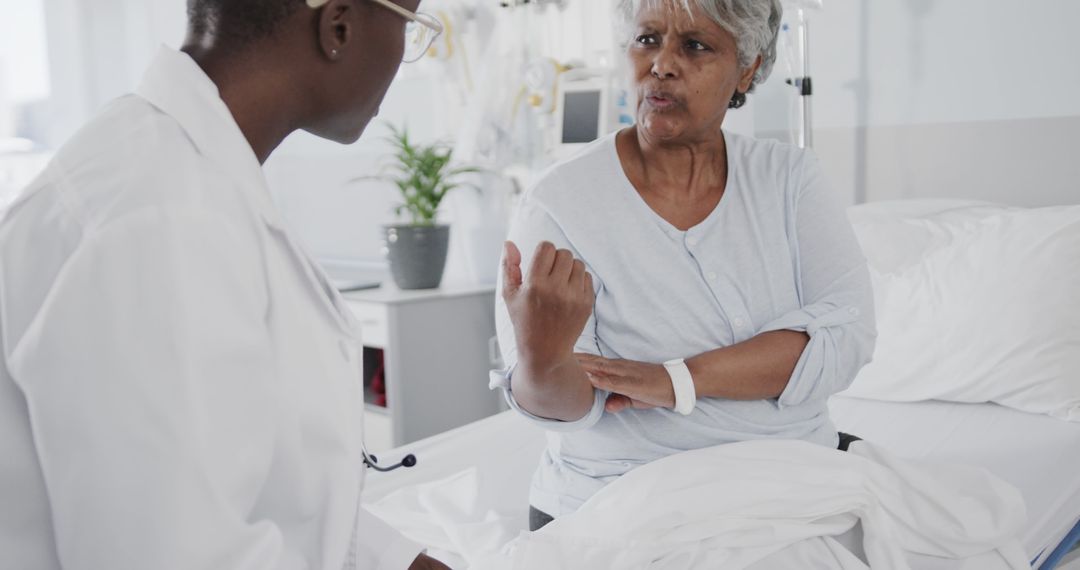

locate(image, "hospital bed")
(361, 200), (1080, 569)
(362, 398), (1080, 569)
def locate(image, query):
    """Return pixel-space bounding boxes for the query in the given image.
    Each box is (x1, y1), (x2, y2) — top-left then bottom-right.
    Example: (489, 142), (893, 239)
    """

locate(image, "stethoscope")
(361, 444), (418, 473)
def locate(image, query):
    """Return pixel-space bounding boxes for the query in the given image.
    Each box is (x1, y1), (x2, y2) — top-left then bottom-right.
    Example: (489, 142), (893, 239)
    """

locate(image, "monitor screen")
(561, 90), (602, 144)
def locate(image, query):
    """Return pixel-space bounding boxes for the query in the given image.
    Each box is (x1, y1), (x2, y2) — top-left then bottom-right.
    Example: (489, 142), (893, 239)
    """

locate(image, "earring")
(331, 49), (339, 58)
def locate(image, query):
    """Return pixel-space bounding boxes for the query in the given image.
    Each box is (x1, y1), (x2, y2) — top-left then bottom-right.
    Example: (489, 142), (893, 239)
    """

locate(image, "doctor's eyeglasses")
(306, 0), (444, 63)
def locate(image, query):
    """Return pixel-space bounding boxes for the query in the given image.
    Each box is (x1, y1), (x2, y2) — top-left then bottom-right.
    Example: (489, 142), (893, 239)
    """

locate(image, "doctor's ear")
(312, 0), (358, 61)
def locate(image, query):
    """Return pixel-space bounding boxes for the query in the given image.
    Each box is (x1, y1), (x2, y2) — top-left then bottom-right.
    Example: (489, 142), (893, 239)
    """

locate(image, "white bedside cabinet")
(344, 284), (503, 452)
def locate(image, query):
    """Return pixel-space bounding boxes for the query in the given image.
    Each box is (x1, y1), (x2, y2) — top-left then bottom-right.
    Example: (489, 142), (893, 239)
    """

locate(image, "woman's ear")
(315, 0), (356, 60)
(737, 55), (762, 92)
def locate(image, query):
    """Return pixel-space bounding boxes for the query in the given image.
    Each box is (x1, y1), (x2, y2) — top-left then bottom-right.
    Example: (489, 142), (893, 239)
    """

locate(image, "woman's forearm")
(512, 356), (596, 421)
(686, 330), (810, 400)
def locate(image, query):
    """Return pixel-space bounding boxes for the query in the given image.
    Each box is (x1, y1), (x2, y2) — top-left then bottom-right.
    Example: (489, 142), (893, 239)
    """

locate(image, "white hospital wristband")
(663, 358), (696, 415)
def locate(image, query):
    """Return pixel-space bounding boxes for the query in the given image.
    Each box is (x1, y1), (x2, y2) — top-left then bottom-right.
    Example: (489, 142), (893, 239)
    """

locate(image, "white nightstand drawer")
(349, 301), (388, 348)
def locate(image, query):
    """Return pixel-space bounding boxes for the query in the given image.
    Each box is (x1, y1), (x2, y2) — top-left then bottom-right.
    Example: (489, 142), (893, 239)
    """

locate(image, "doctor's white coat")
(0, 47), (422, 570)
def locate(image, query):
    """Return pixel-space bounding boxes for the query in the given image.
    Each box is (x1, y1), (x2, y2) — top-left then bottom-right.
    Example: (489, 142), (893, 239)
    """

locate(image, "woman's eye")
(686, 39), (711, 51)
(635, 34), (659, 46)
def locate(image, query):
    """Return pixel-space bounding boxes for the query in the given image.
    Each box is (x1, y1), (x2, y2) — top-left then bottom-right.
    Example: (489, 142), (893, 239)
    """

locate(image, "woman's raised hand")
(502, 241), (595, 370)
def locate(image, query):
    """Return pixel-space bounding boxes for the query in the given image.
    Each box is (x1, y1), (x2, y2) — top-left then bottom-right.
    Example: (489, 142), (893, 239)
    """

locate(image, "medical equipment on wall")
(551, 68), (632, 159)
(450, 3), (542, 173)
(779, 0), (823, 148)
(497, 0), (567, 10)
(555, 72), (608, 147)
(501, 58), (627, 161)
(446, 0), (630, 225)
(522, 57), (570, 114)
(451, 0), (625, 169)
(415, 5), (480, 111)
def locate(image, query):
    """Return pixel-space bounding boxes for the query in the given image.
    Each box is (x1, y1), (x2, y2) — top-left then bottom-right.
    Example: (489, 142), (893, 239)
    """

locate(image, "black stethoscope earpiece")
(362, 448), (418, 473)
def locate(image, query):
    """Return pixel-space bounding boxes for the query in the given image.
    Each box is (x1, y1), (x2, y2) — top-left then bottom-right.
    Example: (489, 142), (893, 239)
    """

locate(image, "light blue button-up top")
(491, 131), (877, 517)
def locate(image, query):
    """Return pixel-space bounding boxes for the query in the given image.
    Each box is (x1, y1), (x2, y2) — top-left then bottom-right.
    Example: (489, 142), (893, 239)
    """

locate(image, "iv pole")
(796, 8), (812, 148)
(782, 1), (821, 149)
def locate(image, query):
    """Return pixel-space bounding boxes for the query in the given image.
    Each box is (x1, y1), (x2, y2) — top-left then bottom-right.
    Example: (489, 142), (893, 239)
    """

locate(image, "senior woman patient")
(492, 0), (877, 531)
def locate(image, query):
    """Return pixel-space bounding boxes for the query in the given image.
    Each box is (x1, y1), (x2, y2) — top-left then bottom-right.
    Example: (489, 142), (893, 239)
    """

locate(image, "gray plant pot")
(383, 224), (450, 290)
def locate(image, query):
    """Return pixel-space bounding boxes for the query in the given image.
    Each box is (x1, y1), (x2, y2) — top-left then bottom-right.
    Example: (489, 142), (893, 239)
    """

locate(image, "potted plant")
(380, 125), (478, 290)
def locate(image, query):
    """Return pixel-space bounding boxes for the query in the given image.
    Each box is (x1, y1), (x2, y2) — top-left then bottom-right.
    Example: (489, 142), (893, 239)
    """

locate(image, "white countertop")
(343, 282), (496, 305)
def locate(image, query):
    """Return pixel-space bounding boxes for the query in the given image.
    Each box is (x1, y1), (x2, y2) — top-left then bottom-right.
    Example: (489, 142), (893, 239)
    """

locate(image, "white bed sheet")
(362, 396), (1080, 567)
(828, 396), (1080, 566)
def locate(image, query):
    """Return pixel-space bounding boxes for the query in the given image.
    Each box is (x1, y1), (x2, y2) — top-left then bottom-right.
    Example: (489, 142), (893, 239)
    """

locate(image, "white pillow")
(842, 200), (1080, 422)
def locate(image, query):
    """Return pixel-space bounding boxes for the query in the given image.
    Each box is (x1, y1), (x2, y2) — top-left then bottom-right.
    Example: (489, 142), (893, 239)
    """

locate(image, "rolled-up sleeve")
(759, 154), (877, 409)
(490, 195), (607, 432)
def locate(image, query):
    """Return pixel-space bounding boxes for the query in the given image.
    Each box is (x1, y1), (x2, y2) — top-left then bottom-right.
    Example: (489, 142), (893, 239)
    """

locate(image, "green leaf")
(372, 123), (481, 226)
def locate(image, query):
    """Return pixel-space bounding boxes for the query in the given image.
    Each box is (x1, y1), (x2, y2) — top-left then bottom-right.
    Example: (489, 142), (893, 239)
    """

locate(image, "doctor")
(0, 1), (448, 569)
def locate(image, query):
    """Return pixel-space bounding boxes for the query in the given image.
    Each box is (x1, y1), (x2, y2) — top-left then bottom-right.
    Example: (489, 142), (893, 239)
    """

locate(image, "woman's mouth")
(645, 94), (679, 110)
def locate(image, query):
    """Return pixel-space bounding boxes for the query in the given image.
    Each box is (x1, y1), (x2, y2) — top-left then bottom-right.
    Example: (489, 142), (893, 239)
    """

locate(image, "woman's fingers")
(588, 370), (644, 405)
(604, 393), (658, 413)
(576, 354), (613, 376)
(575, 353), (607, 368)
(527, 242), (584, 287)
(586, 371), (612, 391)
(522, 243), (592, 301)
(528, 241), (557, 282)
(502, 241), (523, 297)
(551, 248), (575, 282)
(580, 357), (674, 410)
(507, 244), (597, 372)
(605, 393), (633, 413)
(630, 399), (660, 410)
(569, 259), (586, 287)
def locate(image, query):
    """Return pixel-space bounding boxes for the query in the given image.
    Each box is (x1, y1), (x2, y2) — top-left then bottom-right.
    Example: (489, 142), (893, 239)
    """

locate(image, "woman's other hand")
(408, 553), (451, 570)
(602, 393), (662, 413)
(502, 241), (595, 370)
(576, 354), (675, 412)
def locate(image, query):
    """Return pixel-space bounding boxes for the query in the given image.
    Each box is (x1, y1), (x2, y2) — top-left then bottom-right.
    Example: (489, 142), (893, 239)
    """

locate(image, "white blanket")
(370, 440), (1029, 569)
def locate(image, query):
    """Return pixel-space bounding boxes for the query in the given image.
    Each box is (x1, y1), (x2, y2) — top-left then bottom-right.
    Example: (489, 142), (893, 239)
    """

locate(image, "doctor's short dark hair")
(186, 0), (302, 46)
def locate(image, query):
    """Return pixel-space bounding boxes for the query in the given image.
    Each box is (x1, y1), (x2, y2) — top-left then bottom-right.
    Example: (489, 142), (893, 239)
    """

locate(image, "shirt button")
(848, 308), (860, 316)
(707, 272), (718, 281)
(733, 318), (746, 328)
(687, 237), (699, 246)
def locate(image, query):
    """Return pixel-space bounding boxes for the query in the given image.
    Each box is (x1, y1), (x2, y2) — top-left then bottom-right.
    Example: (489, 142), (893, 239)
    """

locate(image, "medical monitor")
(554, 74), (612, 155)
(561, 90), (602, 144)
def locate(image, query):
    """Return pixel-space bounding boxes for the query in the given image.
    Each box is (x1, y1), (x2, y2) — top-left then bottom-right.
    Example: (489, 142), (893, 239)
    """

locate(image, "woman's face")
(628, 1), (759, 145)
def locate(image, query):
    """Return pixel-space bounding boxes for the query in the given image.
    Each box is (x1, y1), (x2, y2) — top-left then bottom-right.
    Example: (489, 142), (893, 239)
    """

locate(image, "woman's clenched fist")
(502, 241), (595, 371)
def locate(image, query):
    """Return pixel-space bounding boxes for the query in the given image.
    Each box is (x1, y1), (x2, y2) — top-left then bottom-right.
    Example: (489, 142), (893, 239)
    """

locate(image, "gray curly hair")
(617, 0), (783, 108)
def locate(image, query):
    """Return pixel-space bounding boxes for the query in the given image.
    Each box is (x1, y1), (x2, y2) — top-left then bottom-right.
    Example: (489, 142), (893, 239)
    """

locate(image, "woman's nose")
(650, 43), (680, 79)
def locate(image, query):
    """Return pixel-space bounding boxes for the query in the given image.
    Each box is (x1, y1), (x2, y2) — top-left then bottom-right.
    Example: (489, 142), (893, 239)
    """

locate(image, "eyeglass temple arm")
(306, 0), (445, 34)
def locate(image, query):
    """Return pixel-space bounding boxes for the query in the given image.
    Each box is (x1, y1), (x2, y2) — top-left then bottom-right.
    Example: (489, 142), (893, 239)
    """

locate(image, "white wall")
(0, 1), (51, 101)
(0, 0), (52, 136)
(41, 0), (186, 147)
(758, 0), (1080, 131)
(0, 60), (11, 140)
(755, 0), (1080, 206)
